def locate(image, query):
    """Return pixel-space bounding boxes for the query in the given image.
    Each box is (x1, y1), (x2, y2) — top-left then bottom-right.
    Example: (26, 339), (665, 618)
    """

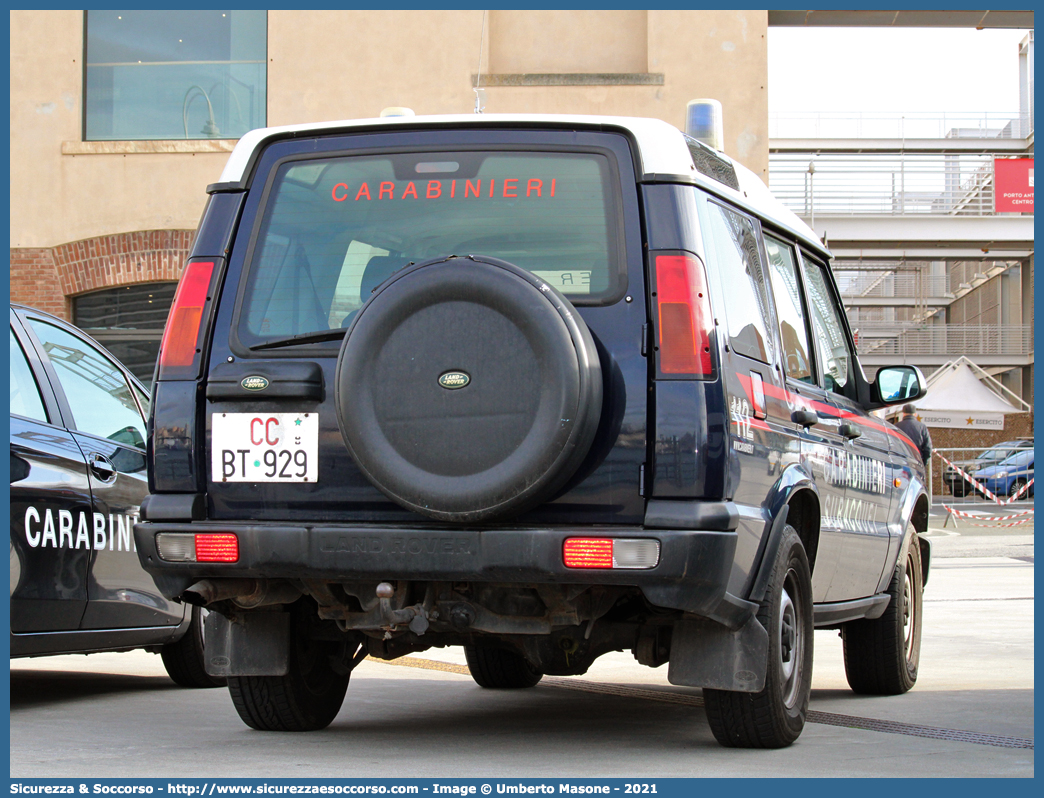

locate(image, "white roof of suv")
(217, 113), (827, 257)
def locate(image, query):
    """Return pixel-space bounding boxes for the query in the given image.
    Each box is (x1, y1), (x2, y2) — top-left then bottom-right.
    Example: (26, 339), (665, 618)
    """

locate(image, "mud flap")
(204, 610), (290, 677)
(918, 534), (931, 587)
(666, 615), (769, 692)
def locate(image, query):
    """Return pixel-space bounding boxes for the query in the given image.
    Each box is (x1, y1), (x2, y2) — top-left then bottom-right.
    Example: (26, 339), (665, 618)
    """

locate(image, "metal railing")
(834, 269), (950, 299)
(769, 111), (1032, 140)
(769, 153), (1018, 216)
(930, 444), (1034, 507)
(847, 309), (921, 325)
(853, 324), (1032, 357)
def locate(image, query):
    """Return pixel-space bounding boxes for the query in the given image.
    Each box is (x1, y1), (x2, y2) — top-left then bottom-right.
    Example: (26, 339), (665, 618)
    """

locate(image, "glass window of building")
(73, 282), (178, 386)
(85, 10), (267, 141)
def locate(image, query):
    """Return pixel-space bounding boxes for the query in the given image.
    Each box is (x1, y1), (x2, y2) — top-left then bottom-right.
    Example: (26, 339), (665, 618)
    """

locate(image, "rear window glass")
(238, 150), (624, 342)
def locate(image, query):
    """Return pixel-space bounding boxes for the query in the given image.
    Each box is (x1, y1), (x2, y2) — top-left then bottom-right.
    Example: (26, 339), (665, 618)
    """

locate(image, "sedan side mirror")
(870, 365), (928, 408)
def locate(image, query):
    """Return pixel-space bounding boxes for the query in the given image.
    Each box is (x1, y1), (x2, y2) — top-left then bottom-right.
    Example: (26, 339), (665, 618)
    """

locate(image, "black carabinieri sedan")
(10, 304), (220, 688)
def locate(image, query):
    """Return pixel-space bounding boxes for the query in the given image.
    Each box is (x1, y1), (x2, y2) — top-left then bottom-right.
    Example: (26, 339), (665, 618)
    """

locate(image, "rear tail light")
(653, 253), (714, 377)
(563, 538), (613, 568)
(563, 538), (660, 570)
(196, 533), (239, 562)
(156, 532), (238, 563)
(157, 260), (214, 378)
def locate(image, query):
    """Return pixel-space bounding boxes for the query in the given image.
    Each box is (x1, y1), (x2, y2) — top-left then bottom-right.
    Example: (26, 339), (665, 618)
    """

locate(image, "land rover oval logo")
(241, 375), (269, 392)
(438, 371), (470, 390)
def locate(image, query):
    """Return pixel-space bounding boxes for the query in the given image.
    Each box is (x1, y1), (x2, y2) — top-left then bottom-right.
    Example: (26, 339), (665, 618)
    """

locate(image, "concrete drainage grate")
(380, 656), (1034, 750)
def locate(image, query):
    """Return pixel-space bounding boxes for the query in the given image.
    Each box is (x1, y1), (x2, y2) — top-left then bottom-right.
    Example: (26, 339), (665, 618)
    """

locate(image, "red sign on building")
(994, 157), (1034, 213)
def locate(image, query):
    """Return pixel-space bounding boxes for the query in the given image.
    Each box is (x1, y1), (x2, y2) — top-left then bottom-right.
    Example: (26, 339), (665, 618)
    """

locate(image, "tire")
(703, 526), (814, 748)
(160, 606), (226, 688)
(464, 645), (543, 689)
(335, 255), (603, 523)
(842, 533), (923, 695)
(1008, 478), (1028, 498)
(227, 615), (350, 731)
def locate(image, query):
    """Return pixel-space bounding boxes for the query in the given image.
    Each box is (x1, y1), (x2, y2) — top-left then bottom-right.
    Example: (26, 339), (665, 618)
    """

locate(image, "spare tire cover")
(335, 255), (603, 523)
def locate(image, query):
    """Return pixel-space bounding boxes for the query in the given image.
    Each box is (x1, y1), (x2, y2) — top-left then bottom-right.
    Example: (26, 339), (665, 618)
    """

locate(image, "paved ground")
(10, 519), (1033, 779)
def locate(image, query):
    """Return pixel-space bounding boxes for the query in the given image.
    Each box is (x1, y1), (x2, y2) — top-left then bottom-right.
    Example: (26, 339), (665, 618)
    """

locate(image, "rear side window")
(802, 256), (854, 396)
(10, 327), (48, 423)
(238, 150), (624, 342)
(764, 236), (814, 384)
(701, 200), (775, 364)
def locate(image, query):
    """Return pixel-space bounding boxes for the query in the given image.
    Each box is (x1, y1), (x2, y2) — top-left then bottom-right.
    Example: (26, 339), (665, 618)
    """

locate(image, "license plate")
(212, 412), (319, 482)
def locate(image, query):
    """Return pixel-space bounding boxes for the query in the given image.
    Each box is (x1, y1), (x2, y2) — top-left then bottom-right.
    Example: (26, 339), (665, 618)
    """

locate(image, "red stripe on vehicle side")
(734, 372), (919, 458)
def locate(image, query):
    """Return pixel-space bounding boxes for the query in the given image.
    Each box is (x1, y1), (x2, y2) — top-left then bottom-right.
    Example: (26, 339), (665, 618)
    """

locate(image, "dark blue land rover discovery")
(136, 114), (931, 747)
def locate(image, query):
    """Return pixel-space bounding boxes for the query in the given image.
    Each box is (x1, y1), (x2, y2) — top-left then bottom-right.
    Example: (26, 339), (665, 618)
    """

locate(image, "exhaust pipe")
(183, 579), (256, 605)
(234, 580), (302, 609)
(183, 579), (301, 608)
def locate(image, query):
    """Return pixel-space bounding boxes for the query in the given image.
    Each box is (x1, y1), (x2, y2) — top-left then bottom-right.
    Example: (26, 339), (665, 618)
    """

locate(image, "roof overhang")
(768, 10), (1033, 29)
(804, 215), (1034, 253)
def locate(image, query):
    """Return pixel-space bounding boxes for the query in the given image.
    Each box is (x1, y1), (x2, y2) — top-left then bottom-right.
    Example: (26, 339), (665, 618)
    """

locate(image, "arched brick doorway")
(10, 230), (193, 383)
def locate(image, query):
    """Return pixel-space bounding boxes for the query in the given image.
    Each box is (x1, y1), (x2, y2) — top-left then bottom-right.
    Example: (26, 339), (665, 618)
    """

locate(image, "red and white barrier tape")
(934, 451), (1034, 505)
(941, 505), (1034, 521)
(943, 516), (1033, 528)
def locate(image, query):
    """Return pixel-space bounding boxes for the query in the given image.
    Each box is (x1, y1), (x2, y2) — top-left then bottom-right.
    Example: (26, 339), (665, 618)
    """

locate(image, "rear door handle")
(838, 422), (862, 440)
(89, 453), (117, 482)
(791, 410), (819, 428)
(749, 371), (767, 419)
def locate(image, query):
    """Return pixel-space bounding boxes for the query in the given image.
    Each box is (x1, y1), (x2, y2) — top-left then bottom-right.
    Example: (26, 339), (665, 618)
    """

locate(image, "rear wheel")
(227, 615), (350, 731)
(465, 645), (543, 689)
(704, 526), (813, 748)
(842, 534), (923, 695)
(160, 606), (226, 688)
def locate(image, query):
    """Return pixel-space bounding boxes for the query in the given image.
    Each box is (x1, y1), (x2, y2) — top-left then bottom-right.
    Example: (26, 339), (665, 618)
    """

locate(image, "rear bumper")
(135, 521), (738, 617)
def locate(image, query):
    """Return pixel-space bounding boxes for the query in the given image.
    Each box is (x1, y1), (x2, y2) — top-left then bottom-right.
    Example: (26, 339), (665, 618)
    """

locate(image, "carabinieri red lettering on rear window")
(332, 178), (557, 202)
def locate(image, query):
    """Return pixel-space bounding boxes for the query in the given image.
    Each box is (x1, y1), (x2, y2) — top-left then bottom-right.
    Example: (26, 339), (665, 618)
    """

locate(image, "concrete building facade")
(10, 10), (769, 364)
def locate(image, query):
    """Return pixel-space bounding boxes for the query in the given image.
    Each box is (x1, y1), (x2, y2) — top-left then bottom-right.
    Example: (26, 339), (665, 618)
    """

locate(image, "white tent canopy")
(905, 357), (1029, 430)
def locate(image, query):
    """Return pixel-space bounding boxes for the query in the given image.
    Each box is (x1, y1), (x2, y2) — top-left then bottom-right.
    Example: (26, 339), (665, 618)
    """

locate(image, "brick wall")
(10, 230), (194, 320)
(929, 413), (1034, 452)
(10, 248), (67, 317)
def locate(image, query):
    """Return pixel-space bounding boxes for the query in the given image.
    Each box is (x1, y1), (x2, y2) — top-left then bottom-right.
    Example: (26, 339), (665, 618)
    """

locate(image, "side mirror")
(870, 365), (928, 408)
